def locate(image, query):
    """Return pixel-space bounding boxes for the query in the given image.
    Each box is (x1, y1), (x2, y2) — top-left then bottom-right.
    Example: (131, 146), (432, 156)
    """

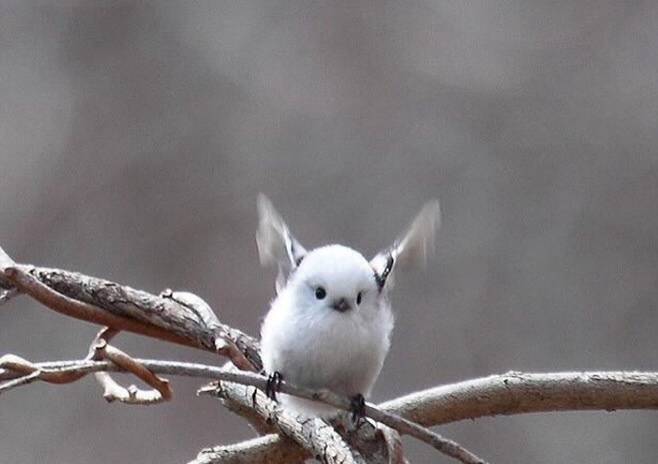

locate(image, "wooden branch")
(202, 365), (403, 464)
(380, 371), (658, 426)
(0, 246), (261, 371)
(211, 369), (366, 464)
(88, 328), (174, 404)
(197, 380), (384, 463)
(198, 365), (275, 436)
(191, 435), (304, 464)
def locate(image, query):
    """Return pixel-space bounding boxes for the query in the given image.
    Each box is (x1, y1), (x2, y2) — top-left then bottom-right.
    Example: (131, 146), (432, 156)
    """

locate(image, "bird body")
(256, 195), (439, 417)
(261, 245), (394, 415)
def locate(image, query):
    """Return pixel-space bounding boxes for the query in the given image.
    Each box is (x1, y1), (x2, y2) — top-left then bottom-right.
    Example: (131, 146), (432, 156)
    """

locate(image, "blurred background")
(1, 1), (657, 463)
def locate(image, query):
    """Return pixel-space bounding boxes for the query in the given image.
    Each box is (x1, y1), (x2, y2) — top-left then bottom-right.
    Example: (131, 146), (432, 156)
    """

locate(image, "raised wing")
(370, 200), (440, 291)
(256, 194), (307, 293)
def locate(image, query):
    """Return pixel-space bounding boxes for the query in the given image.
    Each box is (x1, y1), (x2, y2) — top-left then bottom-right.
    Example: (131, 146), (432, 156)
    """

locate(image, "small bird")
(257, 194), (440, 418)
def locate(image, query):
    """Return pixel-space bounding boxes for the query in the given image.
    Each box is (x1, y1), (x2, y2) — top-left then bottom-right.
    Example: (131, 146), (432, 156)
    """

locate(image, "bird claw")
(265, 371), (283, 401)
(350, 393), (366, 424)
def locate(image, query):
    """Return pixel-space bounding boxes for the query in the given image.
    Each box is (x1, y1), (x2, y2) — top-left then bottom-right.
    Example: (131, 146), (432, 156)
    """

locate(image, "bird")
(257, 194), (440, 418)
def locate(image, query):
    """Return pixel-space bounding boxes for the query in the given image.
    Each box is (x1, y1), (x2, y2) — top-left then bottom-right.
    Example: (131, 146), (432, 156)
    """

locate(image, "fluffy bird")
(257, 194), (440, 417)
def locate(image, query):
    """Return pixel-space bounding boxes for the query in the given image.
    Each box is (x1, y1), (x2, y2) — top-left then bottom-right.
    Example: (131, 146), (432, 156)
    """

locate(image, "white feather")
(370, 199), (440, 289)
(257, 196), (438, 417)
(261, 245), (393, 416)
(256, 194), (307, 293)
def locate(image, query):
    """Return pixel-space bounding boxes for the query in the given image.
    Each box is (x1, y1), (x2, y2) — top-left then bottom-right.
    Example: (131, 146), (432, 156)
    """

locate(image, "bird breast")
(260, 293), (393, 398)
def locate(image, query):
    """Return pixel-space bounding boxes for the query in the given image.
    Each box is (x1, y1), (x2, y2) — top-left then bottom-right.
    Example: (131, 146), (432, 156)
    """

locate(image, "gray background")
(1, 1), (657, 463)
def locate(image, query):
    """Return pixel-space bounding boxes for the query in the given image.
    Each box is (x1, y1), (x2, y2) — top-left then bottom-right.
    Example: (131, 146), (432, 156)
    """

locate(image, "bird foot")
(265, 371), (283, 401)
(350, 393), (366, 424)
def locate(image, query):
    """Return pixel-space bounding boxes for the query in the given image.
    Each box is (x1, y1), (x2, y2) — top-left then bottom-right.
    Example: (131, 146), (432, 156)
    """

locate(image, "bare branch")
(207, 366), (365, 464)
(0, 370), (42, 393)
(191, 435), (305, 464)
(0, 354), (88, 386)
(379, 371), (658, 426)
(87, 328), (173, 404)
(0, 246), (260, 370)
(2, 265), (204, 348)
(197, 369), (275, 435)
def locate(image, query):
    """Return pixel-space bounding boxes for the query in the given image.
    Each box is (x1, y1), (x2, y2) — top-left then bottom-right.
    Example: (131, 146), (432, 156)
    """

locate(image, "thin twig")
(101, 343), (173, 403)
(88, 327), (173, 404)
(0, 370), (42, 393)
(0, 354), (88, 384)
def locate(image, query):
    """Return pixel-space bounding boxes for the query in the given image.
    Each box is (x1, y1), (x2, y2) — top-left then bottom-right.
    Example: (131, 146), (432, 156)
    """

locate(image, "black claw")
(350, 393), (366, 424)
(251, 387), (258, 407)
(265, 371), (283, 401)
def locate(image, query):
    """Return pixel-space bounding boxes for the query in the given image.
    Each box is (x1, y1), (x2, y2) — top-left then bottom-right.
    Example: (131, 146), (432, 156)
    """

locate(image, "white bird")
(257, 194), (440, 418)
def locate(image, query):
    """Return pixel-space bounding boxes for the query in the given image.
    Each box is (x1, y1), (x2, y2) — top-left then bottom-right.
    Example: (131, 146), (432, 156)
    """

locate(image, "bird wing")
(370, 199), (441, 290)
(256, 194), (307, 293)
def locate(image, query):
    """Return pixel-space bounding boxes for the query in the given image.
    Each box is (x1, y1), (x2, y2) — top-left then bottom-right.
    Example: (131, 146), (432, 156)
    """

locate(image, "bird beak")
(331, 298), (351, 312)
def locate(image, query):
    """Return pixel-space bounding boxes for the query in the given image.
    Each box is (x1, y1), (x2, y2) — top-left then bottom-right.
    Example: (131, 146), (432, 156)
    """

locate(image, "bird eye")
(356, 292), (363, 305)
(315, 287), (327, 300)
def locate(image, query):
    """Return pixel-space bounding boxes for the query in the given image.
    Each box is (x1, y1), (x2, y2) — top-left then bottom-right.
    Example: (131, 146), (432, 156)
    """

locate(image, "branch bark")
(0, 246), (260, 371)
(380, 371), (658, 425)
(192, 435), (304, 464)
(216, 378), (366, 464)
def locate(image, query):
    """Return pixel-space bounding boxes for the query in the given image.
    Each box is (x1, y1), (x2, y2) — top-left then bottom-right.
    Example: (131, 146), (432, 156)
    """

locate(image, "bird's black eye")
(356, 292), (362, 305)
(315, 287), (327, 300)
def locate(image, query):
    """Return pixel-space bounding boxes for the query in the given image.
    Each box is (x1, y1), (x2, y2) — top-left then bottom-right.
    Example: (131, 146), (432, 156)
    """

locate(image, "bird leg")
(265, 371), (283, 401)
(350, 393), (366, 424)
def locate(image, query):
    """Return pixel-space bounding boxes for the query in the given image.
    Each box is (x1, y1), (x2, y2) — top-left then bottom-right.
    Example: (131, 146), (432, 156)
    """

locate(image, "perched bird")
(257, 194), (440, 417)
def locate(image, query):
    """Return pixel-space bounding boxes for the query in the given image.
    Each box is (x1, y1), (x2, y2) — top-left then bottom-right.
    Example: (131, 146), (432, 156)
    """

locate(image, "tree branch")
(214, 372), (366, 464)
(0, 246), (260, 371)
(88, 327), (174, 404)
(191, 435), (304, 464)
(380, 371), (658, 425)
